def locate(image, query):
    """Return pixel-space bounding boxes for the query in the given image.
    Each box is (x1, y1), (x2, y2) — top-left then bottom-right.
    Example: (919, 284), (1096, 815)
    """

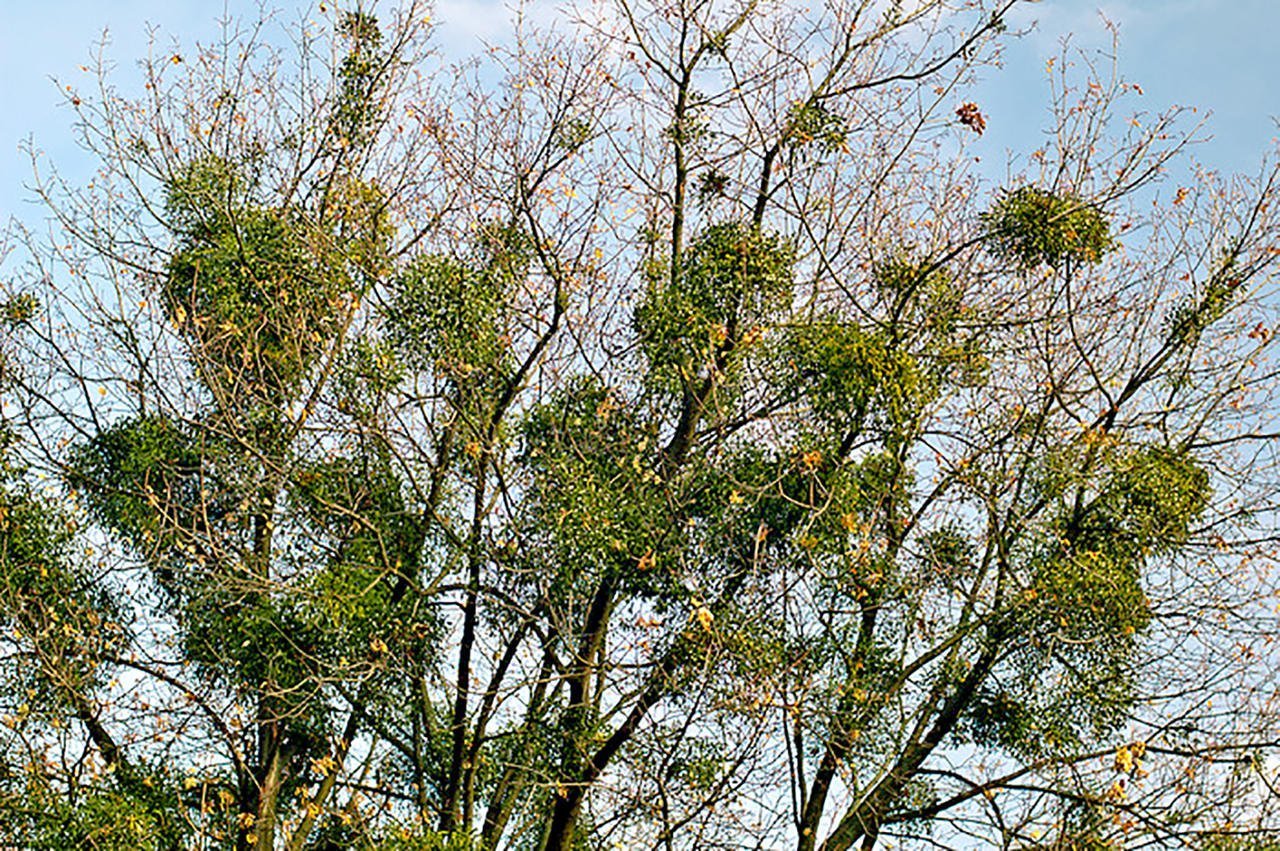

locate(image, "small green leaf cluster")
(966, 658), (1133, 759)
(1165, 254), (1244, 349)
(787, 323), (929, 434)
(785, 101), (848, 152)
(915, 525), (977, 588)
(291, 456), (430, 659)
(1, 293), (37, 325)
(520, 378), (670, 597)
(787, 256), (987, 445)
(1029, 443), (1208, 645)
(972, 444), (1211, 758)
(554, 116), (593, 152)
(334, 12), (386, 148)
(180, 590), (328, 742)
(876, 256), (990, 387)
(695, 169), (730, 202)
(636, 221), (794, 389)
(164, 158), (355, 409)
(982, 186), (1113, 269)
(666, 739), (726, 792)
(388, 224), (529, 388)
(0, 478), (123, 708)
(66, 416), (216, 577)
(369, 826), (478, 851)
(15, 774), (187, 851)
(333, 337), (405, 419)
(329, 175), (396, 283)
(664, 104), (710, 147)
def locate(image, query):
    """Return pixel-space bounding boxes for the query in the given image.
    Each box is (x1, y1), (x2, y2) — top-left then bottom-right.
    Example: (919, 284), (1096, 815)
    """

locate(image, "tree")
(3, 0), (1280, 848)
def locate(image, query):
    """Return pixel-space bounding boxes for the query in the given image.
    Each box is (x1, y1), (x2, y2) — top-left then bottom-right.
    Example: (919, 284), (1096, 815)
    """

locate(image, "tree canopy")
(3, 1), (1280, 849)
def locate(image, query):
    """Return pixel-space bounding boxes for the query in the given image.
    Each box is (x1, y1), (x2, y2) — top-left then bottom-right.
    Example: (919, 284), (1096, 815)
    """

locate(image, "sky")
(1, 0), (1277, 226)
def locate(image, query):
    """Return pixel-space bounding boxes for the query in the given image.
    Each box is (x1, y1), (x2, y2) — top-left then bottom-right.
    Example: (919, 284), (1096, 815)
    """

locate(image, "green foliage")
(291, 454), (432, 659)
(966, 658), (1134, 759)
(163, 156), (390, 414)
(1091, 444), (1211, 555)
(636, 221), (794, 387)
(390, 255), (503, 380)
(521, 378), (672, 597)
(787, 322), (928, 434)
(388, 224), (528, 387)
(17, 777), (187, 851)
(681, 222), (795, 321)
(373, 827), (477, 850)
(181, 590), (325, 728)
(163, 155), (243, 236)
(66, 415), (216, 576)
(983, 186), (1113, 269)
(7, 3), (1272, 848)
(665, 739), (726, 792)
(1033, 442), (1208, 645)
(971, 443), (1212, 758)
(696, 169), (730, 202)
(0, 509), (119, 714)
(916, 524), (977, 586)
(786, 255), (987, 443)
(1166, 253), (1244, 349)
(165, 203), (346, 407)
(1, 293), (38, 325)
(554, 116), (592, 152)
(334, 337), (406, 419)
(328, 175), (396, 283)
(334, 12), (387, 148)
(785, 101), (848, 152)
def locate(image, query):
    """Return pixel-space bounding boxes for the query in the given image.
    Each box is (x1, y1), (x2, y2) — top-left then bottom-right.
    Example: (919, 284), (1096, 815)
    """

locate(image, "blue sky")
(2, 0), (1277, 224)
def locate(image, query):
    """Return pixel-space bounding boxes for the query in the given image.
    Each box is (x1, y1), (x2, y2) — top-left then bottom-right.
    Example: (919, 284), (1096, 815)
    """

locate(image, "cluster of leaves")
(164, 157), (357, 411)
(786, 100), (849, 152)
(983, 186), (1114, 269)
(65, 415), (220, 579)
(786, 322), (929, 435)
(388, 223), (529, 390)
(2, 771), (188, 851)
(333, 11), (388, 149)
(520, 378), (672, 598)
(636, 221), (794, 391)
(787, 256), (986, 441)
(970, 443), (1211, 758)
(1165, 251), (1245, 349)
(1, 293), (37, 325)
(290, 454), (431, 662)
(0, 474), (122, 714)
